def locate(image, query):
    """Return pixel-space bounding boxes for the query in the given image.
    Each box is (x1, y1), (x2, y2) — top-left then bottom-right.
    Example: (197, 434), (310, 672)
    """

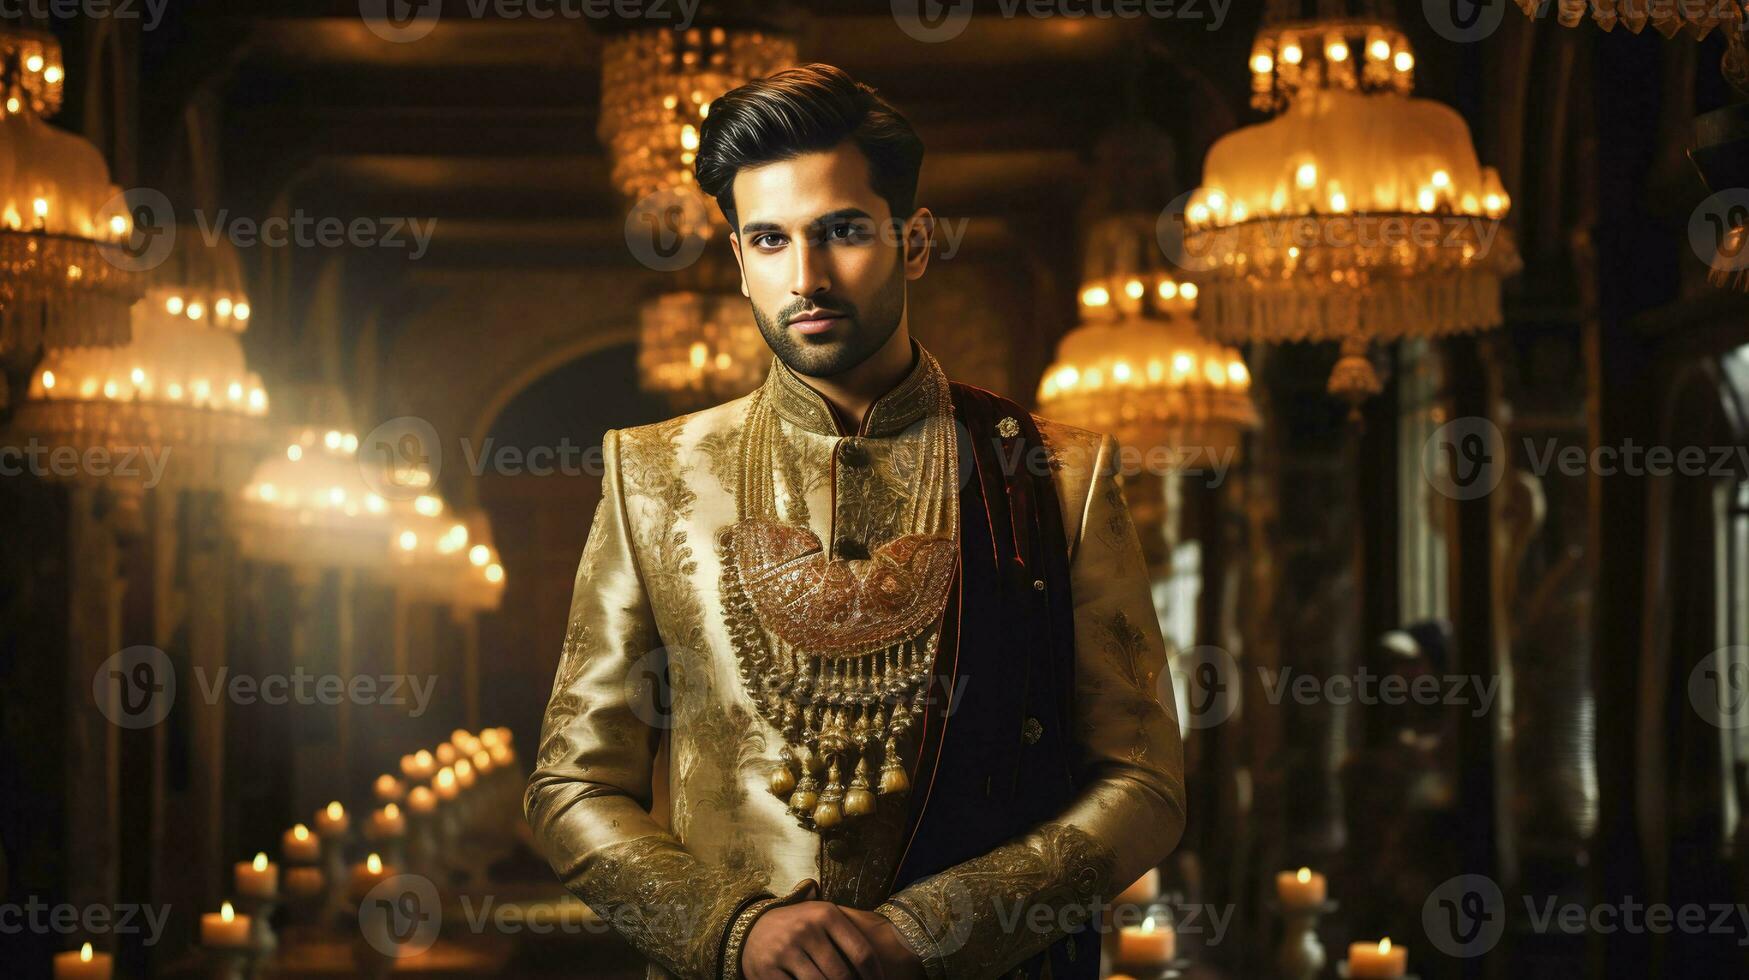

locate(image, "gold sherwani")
(526, 344), (1185, 979)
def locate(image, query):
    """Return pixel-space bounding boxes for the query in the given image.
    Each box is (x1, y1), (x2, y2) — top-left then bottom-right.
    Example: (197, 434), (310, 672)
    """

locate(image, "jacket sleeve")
(525, 428), (786, 980)
(874, 433), (1187, 979)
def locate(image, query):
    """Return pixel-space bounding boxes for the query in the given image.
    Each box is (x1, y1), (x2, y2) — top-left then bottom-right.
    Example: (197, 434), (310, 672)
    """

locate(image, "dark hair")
(694, 63), (924, 231)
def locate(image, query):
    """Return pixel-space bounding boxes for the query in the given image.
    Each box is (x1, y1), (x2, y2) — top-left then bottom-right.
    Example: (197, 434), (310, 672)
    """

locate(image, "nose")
(789, 237), (831, 300)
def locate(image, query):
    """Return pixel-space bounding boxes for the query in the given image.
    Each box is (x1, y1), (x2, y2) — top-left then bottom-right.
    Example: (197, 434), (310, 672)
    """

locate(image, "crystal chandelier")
(8, 227), (269, 492)
(236, 425), (397, 570)
(1040, 214), (1258, 470)
(637, 289), (765, 407)
(1179, 9), (1519, 413)
(390, 495), (505, 609)
(597, 25), (796, 239)
(0, 27), (140, 355)
(1248, 4), (1414, 112)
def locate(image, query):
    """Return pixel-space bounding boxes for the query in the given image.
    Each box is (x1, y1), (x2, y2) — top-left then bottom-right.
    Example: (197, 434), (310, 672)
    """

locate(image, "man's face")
(728, 141), (928, 378)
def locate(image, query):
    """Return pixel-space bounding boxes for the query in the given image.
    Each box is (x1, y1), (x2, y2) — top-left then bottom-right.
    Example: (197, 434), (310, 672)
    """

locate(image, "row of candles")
(51, 727), (516, 978)
(1275, 866), (1407, 979)
(1097, 866), (1408, 979)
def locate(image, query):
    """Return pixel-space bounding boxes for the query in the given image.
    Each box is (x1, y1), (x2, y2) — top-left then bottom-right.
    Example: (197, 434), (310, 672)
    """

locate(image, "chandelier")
(1248, 7), (1414, 112)
(637, 289), (765, 407)
(236, 426), (397, 570)
(597, 25), (796, 239)
(1039, 214), (1258, 471)
(0, 27), (140, 355)
(390, 495), (505, 610)
(1178, 10), (1519, 414)
(8, 226), (269, 492)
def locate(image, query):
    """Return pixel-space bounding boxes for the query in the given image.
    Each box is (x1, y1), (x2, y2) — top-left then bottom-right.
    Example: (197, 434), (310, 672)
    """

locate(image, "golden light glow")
(366, 853), (383, 874)
(80, 944), (93, 962)
(220, 902), (235, 923)
(1297, 867), (1312, 883)
(293, 824), (310, 841)
(326, 801), (344, 820)
(253, 852), (269, 871)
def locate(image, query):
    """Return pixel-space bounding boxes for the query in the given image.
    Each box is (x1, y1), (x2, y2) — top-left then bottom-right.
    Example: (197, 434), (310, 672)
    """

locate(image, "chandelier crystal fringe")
(0, 27), (140, 354)
(637, 289), (766, 406)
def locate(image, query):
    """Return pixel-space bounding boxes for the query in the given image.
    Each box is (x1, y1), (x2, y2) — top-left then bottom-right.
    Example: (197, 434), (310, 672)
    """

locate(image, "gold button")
(1022, 717), (1043, 744)
(1032, 579), (1045, 591)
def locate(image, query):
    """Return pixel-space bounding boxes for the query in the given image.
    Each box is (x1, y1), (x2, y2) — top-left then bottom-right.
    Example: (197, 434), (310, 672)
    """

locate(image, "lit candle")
(350, 853), (392, 902)
(282, 823), (319, 863)
(472, 749), (494, 775)
(406, 786), (437, 814)
(374, 774), (405, 803)
(435, 743), (457, 766)
(450, 728), (472, 746)
(234, 852), (278, 898)
(1276, 867), (1326, 909)
(53, 943), (112, 980)
(403, 749), (436, 781)
(434, 767), (458, 801)
(200, 902), (251, 947)
(284, 866), (324, 898)
(480, 728), (503, 748)
(370, 803), (407, 839)
(1115, 868), (1159, 907)
(489, 744), (514, 768)
(1117, 916), (1176, 965)
(314, 801), (349, 837)
(1347, 938), (1407, 978)
(454, 758), (476, 789)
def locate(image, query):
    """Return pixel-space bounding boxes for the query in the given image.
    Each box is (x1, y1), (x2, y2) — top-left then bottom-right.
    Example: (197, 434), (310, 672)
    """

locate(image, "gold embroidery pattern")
(581, 835), (766, 980)
(876, 822), (1117, 979)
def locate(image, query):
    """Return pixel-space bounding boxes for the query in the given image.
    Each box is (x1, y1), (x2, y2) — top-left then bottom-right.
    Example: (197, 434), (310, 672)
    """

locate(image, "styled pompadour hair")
(694, 63), (925, 231)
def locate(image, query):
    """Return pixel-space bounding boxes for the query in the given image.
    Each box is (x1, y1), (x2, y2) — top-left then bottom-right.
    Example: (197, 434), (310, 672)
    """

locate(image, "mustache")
(780, 297), (858, 324)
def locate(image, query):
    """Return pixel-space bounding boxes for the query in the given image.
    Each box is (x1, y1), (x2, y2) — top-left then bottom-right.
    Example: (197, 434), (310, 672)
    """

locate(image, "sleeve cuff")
(875, 899), (946, 980)
(718, 878), (820, 980)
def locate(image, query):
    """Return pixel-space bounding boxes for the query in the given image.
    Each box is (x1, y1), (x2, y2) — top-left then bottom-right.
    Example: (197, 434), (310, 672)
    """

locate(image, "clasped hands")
(741, 882), (926, 980)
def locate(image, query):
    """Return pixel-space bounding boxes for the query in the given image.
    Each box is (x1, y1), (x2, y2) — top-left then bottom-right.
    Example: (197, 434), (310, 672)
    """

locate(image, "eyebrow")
(739, 208), (876, 238)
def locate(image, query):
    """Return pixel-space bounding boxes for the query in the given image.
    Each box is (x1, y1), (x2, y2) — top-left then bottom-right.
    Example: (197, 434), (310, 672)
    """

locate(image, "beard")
(750, 257), (906, 379)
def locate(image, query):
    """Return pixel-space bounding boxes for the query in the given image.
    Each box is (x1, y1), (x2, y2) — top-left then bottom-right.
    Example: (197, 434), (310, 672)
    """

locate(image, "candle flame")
(1141, 915), (1155, 930)
(367, 853), (383, 873)
(326, 801), (344, 820)
(221, 902), (235, 923)
(293, 823), (310, 841)
(437, 767), (455, 789)
(385, 803), (400, 819)
(253, 852), (268, 871)
(1378, 938), (1392, 953)
(1297, 867), (1311, 883)
(81, 943), (93, 962)
(415, 749), (433, 766)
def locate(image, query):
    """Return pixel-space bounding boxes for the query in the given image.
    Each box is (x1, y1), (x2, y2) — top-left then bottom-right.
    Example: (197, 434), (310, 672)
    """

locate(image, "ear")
(901, 207), (935, 282)
(728, 232), (750, 298)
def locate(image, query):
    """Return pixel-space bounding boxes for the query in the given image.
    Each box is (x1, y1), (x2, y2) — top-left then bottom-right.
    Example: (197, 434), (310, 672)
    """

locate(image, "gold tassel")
(844, 756), (876, 817)
(813, 759), (844, 828)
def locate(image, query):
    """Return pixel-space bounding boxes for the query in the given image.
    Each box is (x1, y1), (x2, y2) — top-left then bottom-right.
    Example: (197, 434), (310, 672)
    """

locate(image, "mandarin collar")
(763, 340), (948, 438)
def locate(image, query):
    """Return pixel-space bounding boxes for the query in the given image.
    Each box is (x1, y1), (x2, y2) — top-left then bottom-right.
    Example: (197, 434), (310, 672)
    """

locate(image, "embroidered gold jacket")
(526, 344), (1185, 980)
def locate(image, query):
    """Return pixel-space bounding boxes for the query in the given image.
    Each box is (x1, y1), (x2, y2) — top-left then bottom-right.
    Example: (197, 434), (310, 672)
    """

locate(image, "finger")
(783, 951), (828, 980)
(800, 927), (859, 980)
(821, 907), (887, 980)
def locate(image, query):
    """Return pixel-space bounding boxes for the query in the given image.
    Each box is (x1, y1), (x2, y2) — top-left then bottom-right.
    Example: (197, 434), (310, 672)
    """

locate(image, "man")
(526, 64), (1185, 980)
